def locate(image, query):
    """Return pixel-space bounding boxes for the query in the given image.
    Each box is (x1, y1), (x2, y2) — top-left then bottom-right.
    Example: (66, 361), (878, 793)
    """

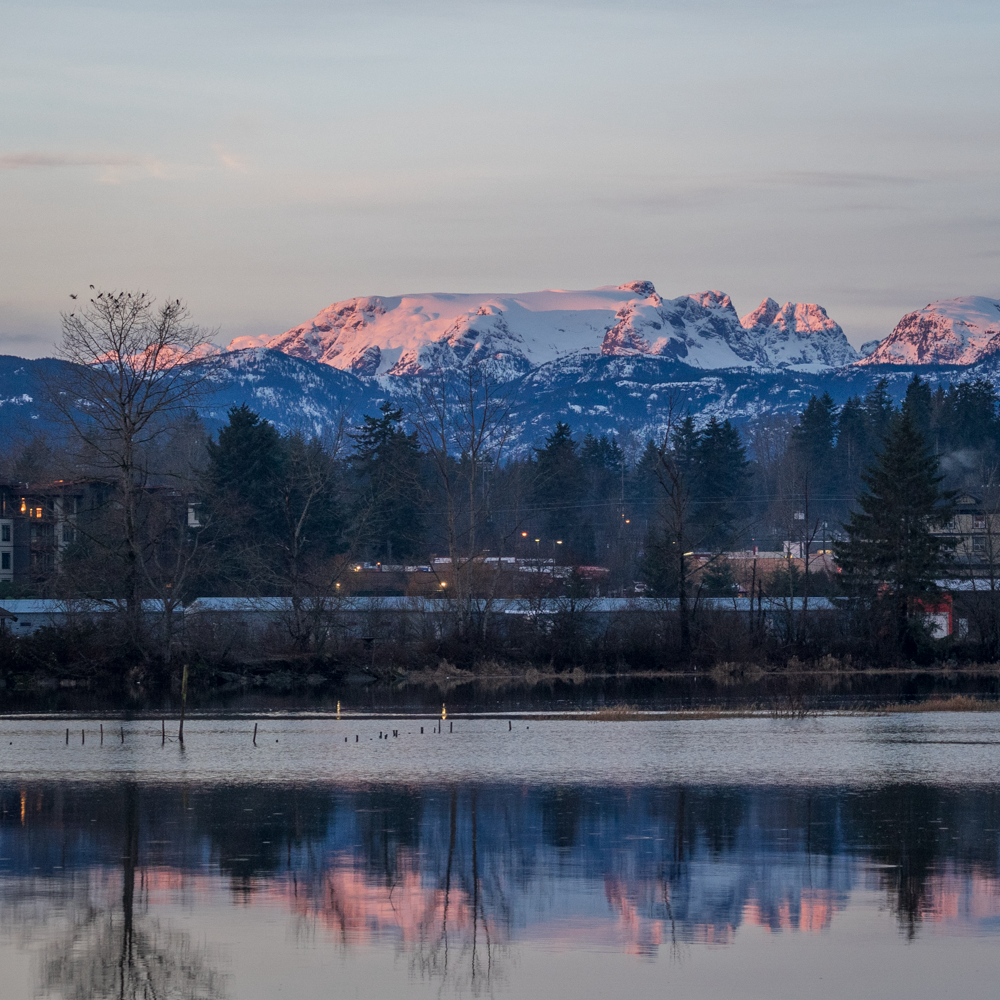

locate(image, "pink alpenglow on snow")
(740, 298), (858, 370)
(229, 282), (856, 377)
(856, 296), (1000, 366)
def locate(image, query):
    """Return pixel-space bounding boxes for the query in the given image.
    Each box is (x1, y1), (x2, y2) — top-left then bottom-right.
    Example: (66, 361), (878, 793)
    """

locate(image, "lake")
(2, 712), (999, 998)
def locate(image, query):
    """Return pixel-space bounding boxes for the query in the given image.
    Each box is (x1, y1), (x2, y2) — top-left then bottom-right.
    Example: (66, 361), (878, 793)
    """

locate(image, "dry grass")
(589, 704), (641, 721)
(580, 704), (733, 721)
(883, 695), (1000, 713)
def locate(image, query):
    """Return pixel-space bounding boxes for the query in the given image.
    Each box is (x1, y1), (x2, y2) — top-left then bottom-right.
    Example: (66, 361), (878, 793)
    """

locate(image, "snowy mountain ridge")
(227, 281), (860, 378)
(857, 296), (1000, 366)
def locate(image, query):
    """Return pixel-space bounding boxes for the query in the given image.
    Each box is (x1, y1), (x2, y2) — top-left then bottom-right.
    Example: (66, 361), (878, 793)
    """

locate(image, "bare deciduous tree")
(408, 363), (513, 638)
(51, 290), (218, 633)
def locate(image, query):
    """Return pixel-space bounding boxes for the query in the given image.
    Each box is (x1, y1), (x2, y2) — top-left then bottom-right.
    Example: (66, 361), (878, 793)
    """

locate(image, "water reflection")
(3, 780), (1000, 996)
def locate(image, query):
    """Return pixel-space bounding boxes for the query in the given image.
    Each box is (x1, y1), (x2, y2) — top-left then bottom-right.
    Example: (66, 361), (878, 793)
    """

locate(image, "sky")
(2, 0), (999, 357)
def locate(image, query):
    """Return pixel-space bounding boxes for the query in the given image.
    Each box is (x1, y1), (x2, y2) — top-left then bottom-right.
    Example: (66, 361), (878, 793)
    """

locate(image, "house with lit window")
(933, 493), (1000, 573)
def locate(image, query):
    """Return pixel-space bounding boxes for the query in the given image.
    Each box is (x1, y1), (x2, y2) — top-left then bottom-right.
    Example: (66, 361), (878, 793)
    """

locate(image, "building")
(0, 481), (99, 586)
(0, 480), (201, 589)
(933, 492), (1000, 572)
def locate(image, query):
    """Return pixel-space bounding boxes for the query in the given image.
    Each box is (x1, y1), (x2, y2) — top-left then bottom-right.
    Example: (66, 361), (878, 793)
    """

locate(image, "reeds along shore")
(0, 602), (988, 695)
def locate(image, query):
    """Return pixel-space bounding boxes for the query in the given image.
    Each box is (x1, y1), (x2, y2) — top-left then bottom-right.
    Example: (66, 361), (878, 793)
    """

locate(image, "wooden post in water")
(162, 719), (165, 745)
(121, 725), (124, 744)
(508, 720), (512, 731)
(253, 722), (258, 746)
(450, 721), (453, 733)
(178, 663), (189, 744)
(65, 728), (68, 745)
(81, 728), (85, 745)
(100, 724), (103, 745)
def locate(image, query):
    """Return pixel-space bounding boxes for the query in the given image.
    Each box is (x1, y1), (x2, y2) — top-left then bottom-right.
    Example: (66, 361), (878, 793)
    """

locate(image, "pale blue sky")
(2, 0), (999, 356)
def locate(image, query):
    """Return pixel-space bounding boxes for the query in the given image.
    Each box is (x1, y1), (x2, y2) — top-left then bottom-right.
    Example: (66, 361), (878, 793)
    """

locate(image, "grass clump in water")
(884, 695), (1000, 713)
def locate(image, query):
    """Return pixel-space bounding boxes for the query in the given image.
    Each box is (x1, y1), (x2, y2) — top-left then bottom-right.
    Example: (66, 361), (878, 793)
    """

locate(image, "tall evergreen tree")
(534, 422), (589, 556)
(834, 395), (869, 494)
(791, 393), (837, 469)
(790, 393), (838, 518)
(863, 378), (895, 444)
(902, 375), (933, 444)
(835, 409), (956, 652)
(694, 417), (749, 548)
(350, 401), (424, 562)
(204, 404), (285, 543)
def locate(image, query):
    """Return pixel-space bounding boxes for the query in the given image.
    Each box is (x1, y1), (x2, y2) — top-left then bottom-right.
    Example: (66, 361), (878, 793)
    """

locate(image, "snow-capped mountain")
(227, 286), (634, 377)
(740, 298), (859, 370)
(228, 282), (856, 378)
(8, 286), (1000, 457)
(857, 296), (1000, 366)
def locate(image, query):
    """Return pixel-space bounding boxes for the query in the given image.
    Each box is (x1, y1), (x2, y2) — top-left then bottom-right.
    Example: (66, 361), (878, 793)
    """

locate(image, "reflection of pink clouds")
(743, 889), (839, 934)
(919, 868), (1000, 929)
(603, 876), (670, 955)
(263, 851), (482, 948)
(82, 860), (1000, 954)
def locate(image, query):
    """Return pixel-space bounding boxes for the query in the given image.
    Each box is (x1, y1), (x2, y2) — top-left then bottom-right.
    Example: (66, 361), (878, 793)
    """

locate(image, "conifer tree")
(791, 393), (837, 469)
(350, 401), (424, 561)
(534, 422), (588, 554)
(835, 409), (956, 652)
(205, 404), (285, 541)
(695, 417), (749, 548)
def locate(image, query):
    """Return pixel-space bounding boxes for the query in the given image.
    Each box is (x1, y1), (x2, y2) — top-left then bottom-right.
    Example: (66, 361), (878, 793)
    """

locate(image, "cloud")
(0, 152), (168, 183)
(213, 145), (249, 174)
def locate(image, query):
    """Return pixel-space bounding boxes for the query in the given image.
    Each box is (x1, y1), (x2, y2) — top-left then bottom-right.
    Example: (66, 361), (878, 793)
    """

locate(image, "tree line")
(3, 289), (999, 677)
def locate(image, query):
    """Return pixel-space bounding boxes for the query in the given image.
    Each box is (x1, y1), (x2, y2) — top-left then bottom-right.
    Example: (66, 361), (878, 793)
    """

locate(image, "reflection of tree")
(39, 914), (225, 1000)
(843, 785), (952, 939)
(37, 783), (227, 1000)
(541, 788), (585, 850)
(406, 788), (507, 997)
(193, 784), (335, 887)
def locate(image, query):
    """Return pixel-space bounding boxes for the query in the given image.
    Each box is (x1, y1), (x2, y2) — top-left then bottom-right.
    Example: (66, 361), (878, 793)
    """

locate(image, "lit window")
(974, 515), (987, 530)
(35, 508), (42, 519)
(19, 500), (26, 513)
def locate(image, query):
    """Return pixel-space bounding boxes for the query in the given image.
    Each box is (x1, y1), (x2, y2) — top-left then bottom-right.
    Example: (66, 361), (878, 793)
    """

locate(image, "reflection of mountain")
(3, 781), (1000, 964)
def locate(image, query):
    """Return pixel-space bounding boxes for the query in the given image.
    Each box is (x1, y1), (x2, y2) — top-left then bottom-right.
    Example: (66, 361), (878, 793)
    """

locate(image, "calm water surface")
(2, 714), (1000, 999)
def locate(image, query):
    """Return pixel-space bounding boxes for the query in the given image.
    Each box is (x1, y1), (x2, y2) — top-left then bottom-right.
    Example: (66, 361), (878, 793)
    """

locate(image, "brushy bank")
(3, 611), (1000, 715)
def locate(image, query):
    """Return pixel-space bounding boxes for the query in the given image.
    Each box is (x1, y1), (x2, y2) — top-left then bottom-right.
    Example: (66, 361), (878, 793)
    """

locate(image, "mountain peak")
(617, 280), (657, 298)
(227, 283), (858, 379)
(739, 299), (858, 371)
(856, 296), (1000, 366)
(740, 297), (782, 330)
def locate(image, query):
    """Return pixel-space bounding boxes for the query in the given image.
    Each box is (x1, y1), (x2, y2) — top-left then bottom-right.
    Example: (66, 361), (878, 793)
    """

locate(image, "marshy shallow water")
(2, 713), (1000, 998)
